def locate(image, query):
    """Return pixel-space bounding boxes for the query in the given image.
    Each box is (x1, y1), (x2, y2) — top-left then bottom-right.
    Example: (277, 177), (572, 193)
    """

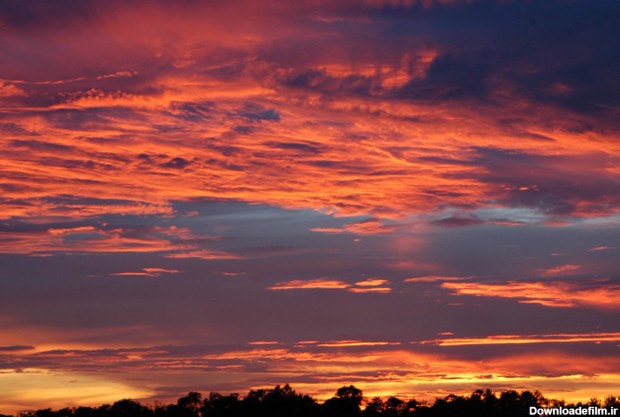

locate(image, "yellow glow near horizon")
(0, 369), (152, 415)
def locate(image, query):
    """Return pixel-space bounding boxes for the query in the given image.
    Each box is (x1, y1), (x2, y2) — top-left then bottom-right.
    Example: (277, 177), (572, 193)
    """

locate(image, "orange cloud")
(4, 343), (620, 414)
(269, 277), (393, 293)
(3, 70), (619, 229)
(310, 219), (397, 235)
(0, 224), (232, 258)
(317, 340), (400, 347)
(110, 267), (180, 277)
(404, 276), (468, 283)
(4, 47), (619, 231)
(0, 227), (182, 255)
(442, 280), (620, 310)
(422, 332), (620, 346)
(268, 279), (350, 290)
(355, 278), (389, 286)
(347, 287), (392, 293)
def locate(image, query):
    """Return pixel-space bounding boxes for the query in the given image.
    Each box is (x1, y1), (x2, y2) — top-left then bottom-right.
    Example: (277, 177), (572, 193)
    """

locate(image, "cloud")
(268, 277), (392, 293)
(4, 341), (620, 414)
(268, 279), (351, 290)
(310, 219), (397, 235)
(317, 340), (400, 347)
(110, 267), (180, 277)
(1, 0), (619, 226)
(589, 246), (612, 252)
(421, 332), (620, 347)
(404, 276), (467, 283)
(0, 345), (35, 352)
(0, 223), (227, 256)
(431, 215), (485, 228)
(537, 264), (581, 276)
(348, 287), (392, 293)
(2, 1), (620, 412)
(164, 249), (240, 260)
(355, 278), (389, 287)
(467, 147), (620, 218)
(0, 198), (175, 222)
(442, 279), (620, 310)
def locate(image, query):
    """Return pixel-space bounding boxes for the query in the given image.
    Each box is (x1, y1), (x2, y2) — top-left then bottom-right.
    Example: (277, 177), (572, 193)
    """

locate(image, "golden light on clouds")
(0, 370), (152, 413)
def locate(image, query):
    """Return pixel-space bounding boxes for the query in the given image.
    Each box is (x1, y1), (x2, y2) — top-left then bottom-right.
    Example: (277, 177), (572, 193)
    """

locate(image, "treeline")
(10, 385), (620, 417)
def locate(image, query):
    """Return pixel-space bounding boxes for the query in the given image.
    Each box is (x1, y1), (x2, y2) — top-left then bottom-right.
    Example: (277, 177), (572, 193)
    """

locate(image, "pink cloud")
(537, 264), (581, 276)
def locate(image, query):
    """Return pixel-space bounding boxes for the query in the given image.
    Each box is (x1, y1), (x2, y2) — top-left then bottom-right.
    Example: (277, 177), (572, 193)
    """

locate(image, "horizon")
(5, 384), (620, 416)
(1, 0), (620, 414)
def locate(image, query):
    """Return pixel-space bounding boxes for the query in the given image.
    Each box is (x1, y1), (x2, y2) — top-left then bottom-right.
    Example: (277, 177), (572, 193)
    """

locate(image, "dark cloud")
(0, 345), (34, 352)
(470, 147), (620, 216)
(239, 103), (281, 122)
(0, 0), (98, 30)
(276, 68), (377, 96)
(263, 141), (324, 155)
(401, 50), (494, 100)
(9, 139), (74, 153)
(161, 157), (192, 170)
(431, 215), (484, 228)
(168, 101), (214, 122)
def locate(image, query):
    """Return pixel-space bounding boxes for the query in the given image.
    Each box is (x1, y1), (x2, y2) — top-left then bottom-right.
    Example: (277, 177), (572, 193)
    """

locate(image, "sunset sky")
(1, 0), (620, 413)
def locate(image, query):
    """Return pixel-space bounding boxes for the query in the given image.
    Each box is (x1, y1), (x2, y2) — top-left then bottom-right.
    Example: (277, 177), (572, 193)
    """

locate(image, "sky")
(1, 0), (620, 413)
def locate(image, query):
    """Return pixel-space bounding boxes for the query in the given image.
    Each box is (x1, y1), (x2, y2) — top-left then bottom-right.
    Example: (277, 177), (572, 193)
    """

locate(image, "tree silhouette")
(109, 399), (150, 417)
(175, 392), (202, 417)
(237, 384), (317, 417)
(200, 392), (241, 417)
(322, 385), (364, 417)
(10, 385), (620, 417)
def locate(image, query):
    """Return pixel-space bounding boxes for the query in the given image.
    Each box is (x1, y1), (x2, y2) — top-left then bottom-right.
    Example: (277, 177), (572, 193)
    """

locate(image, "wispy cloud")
(268, 277), (392, 293)
(537, 264), (581, 276)
(421, 332), (620, 346)
(442, 279), (620, 310)
(589, 246), (613, 252)
(404, 276), (468, 283)
(164, 249), (240, 260)
(268, 279), (350, 290)
(354, 278), (389, 287)
(110, 267), (180, 277)
(0, 224), (228, 256)
(310, 219), (397, 235)
(317, 340), (400, 347)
